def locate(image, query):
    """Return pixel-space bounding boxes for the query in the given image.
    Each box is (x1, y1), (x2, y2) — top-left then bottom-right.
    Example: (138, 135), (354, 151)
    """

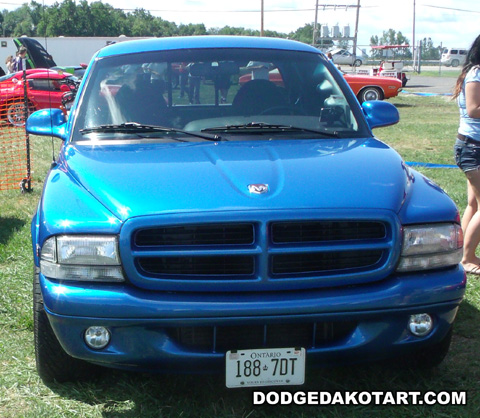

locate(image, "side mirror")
(26, 108), (67, 141)
(362, 100), (399, 129)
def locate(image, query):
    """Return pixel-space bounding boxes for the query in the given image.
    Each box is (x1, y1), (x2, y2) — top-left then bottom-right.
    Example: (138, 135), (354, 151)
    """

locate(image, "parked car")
(239, 68), (402, 103)
(27, 36), (465, 387)
(0, 69), (78, 126)
(329, 48), (362, 67)
(441, 47), (467, 67)
(343, 71), (403, 102)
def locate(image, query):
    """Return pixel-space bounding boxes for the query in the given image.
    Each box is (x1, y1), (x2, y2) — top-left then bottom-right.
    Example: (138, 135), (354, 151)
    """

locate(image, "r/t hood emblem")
(248, 184), (269, 194)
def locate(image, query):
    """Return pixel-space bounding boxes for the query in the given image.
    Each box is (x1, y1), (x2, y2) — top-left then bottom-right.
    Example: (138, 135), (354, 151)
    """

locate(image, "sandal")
(464, 264), (480, 275)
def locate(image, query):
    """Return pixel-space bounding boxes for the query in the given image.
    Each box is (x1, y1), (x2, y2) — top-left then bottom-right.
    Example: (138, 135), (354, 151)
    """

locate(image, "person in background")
(378, 60), (385, 74)
(5, 55), (14, 73)
(453, 34), (480, 275)
(13, 47), (28, 72)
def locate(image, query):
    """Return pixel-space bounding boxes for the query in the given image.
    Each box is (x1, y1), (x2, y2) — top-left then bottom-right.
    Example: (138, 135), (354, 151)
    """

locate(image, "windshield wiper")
(80, 122), (222, 141)
(201, 122), (340, 138)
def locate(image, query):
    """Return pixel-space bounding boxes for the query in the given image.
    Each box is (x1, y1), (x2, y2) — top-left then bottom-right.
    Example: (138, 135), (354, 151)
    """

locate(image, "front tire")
(358, 87), (382, 103)
(34, 267), (100, 383)
(451, 59), (460, 67)
(353, 59), (362, 67)
(6, 100), (35, 127)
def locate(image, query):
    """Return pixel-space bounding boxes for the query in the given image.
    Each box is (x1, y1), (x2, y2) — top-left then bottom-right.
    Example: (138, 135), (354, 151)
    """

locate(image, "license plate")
(225, 347), (305, 388)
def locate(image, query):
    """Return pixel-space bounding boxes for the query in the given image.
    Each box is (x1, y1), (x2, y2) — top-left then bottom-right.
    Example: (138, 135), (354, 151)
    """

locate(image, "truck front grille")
(125, 214), (396, 291)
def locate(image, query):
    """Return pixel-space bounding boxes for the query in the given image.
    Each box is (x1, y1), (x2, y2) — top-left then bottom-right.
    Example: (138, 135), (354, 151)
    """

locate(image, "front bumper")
(41, 267), (466, 372)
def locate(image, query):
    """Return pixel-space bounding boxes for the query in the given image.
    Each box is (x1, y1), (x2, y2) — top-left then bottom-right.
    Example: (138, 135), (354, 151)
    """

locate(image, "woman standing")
(5, 55), (14, 73)
(453, 34), (480, 274)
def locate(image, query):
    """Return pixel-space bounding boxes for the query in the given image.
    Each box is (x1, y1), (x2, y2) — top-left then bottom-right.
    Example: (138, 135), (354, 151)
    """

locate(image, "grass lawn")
(1, 94), (479, 417)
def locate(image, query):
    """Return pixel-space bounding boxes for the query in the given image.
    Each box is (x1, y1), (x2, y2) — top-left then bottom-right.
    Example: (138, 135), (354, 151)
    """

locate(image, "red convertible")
(0, 69), (78, 126)
(239, 68), (402, 104)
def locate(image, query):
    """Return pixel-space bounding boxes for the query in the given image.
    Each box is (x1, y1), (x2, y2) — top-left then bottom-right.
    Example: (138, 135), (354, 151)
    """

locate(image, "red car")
(343, 72), (403, 103)
(239, 68), (402, 104)
(0, 69), (78, 126)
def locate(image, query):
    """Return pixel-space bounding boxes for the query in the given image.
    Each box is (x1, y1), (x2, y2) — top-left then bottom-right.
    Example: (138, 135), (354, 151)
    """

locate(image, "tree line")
(0, 0), (442, 59)
(0, 0), (289, 38)
(370, 29), (442, 60)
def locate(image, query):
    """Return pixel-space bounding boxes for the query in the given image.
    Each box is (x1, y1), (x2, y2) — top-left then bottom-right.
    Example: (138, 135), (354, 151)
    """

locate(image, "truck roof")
(95, 36), (319, 58)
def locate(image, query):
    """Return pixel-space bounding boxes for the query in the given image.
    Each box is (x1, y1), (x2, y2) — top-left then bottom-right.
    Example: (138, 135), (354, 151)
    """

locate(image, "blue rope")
(406, 162), (457, 168)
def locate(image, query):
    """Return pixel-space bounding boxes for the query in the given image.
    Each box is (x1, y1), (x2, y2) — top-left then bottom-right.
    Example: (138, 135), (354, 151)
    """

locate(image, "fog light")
(408, 314), (433, 337)
(84, 326), (110, 349)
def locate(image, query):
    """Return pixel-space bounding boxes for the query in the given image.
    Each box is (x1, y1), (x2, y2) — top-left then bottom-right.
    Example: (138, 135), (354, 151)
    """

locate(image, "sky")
(0, 0), (479, 51)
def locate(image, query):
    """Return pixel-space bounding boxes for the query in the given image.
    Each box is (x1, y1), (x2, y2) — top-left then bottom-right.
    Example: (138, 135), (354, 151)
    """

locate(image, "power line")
(423, 4), (480, 14)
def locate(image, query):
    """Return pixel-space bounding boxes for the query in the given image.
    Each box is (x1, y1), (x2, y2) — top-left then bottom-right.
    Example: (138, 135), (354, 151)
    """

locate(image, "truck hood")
(63, 137), (409, 221)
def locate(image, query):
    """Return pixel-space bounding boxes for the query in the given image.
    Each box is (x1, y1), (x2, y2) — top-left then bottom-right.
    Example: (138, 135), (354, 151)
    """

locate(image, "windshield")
(0, 73), (16, 82)
(73, 48), (365, 141)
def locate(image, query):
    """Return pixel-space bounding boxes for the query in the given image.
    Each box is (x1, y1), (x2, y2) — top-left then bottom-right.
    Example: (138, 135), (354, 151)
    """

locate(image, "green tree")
(2, 3), (39, 37)
(177, 23), (207, 36)
(89, 2), (128, 36)
(289, 23), (314, 44)
(420, 37), (441, 60)
(370, 29), (411, 59)
(210, 26), (257, 36)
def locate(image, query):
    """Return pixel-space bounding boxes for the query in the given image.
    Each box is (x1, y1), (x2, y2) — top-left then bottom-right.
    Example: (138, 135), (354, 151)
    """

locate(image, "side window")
(29, 79), (62, 91)
(451, 50), (458, 55)
(460, 50), (467, 55)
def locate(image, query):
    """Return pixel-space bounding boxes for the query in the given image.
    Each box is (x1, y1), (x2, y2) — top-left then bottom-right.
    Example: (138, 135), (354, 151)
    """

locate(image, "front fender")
(398, 168), (459, 224)
(34, 164), (122, 252)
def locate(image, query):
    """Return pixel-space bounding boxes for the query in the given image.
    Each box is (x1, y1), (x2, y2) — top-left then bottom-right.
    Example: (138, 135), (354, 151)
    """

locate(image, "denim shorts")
(454, 138), (480, 172)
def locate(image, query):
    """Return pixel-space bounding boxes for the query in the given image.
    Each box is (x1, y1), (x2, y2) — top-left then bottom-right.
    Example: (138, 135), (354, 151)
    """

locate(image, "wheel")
(353, 59), (362, 67)
(6, 100), (35, 127)
(451, 59), (459, 67)
(33, 267), (100, 383)
(358, 87), (382, 103)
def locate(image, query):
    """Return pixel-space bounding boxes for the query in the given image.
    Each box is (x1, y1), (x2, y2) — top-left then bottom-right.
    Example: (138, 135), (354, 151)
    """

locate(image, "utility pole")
(352, 0), (361, 61)
(313, 3), (361, 54)
(261, 0), (264, 36)
(412, 0), (416, 71)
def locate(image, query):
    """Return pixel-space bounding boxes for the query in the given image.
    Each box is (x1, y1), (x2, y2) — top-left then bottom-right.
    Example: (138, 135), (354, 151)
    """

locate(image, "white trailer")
(0, 36), (149, 70)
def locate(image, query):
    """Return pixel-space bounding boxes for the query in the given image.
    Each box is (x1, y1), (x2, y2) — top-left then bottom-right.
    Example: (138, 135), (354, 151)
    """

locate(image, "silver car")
(330, 48), (362, 67)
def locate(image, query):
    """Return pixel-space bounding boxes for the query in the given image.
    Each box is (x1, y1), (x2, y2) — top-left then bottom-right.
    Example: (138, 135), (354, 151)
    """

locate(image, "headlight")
(396, 223), (463, 272)
(40, 235), (125, 282)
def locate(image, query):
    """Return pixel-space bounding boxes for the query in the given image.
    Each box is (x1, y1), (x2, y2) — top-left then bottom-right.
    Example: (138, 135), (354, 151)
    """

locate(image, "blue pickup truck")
(27, 36), (465, 387)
